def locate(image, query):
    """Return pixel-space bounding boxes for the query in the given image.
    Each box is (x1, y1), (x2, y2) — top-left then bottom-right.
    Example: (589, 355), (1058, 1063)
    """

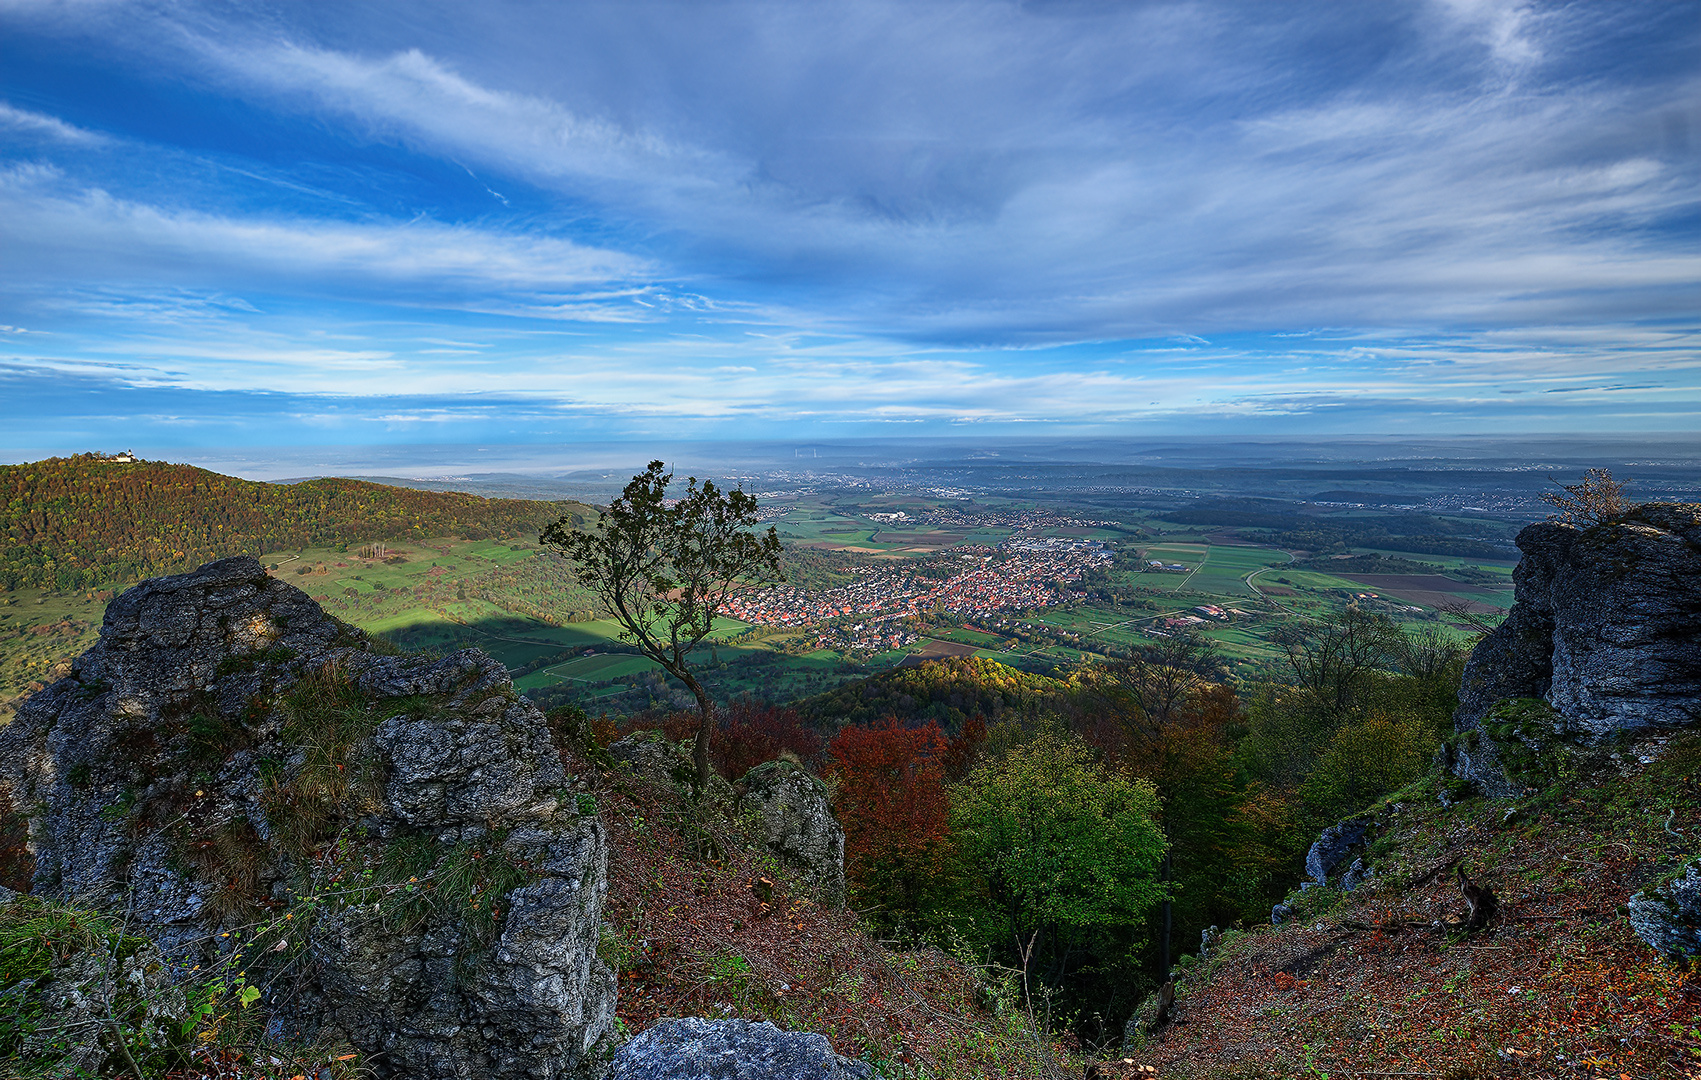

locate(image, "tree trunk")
(1160, 848), (1172, 975)
(685, 675), (716, 791)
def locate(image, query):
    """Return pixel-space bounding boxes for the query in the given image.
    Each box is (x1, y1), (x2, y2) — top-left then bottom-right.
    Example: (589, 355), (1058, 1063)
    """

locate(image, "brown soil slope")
(1123, 728), (1701, 1079)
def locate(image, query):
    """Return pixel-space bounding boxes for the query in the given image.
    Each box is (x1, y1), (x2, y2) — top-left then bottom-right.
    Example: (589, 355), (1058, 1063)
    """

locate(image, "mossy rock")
(1480, 697), (1575, 789)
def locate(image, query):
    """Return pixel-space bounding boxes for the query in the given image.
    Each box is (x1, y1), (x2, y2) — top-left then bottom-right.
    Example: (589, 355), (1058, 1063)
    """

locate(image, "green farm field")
(2, 490), (1523, 723)
(0, 588), (106, 720)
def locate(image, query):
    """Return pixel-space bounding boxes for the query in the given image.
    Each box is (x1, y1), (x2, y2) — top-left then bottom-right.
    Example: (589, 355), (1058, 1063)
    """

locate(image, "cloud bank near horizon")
(0, 0), (1696, 447)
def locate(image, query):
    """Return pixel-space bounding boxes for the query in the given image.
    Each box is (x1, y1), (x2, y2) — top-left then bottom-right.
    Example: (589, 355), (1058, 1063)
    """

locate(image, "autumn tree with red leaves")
(714, 698), (823, 780)
(826, 717), (956, 930)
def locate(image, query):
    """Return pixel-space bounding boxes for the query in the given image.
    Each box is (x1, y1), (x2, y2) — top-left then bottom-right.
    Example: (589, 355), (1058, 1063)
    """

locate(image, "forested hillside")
(613, 614), (1468, 1047)
(0, 455), (591, 590)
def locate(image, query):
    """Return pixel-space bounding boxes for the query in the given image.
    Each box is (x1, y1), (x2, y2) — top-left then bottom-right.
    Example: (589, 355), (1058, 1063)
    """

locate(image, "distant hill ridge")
(0, 454), (591, 591)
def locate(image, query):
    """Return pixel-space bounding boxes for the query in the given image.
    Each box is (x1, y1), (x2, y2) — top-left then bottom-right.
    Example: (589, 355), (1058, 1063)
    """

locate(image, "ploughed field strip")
(1340, 573), (1516, 611)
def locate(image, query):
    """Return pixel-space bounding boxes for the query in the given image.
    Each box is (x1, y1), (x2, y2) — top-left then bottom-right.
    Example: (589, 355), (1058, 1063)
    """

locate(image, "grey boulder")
(607, 1018), (873, 1080)
(0, 556), (617, 1079)
(1628, 861), (1701, 963)
(1305, 819), (1369, 886)
(740, 759), (846, 906)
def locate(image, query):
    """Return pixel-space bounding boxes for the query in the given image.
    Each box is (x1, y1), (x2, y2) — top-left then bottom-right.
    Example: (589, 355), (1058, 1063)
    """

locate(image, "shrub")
(1541, 467), (1630, 524)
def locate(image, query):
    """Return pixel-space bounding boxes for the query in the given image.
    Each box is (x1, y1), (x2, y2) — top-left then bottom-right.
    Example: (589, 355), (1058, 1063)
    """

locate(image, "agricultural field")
(768, 493), (1016, 554)
(1333, 573), (1514, 613)
(0, 479), (1538, 722)
(0, 588), (105, 721)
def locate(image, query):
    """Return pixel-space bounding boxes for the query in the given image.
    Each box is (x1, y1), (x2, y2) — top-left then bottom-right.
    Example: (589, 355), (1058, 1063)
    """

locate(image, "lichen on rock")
(606, 1017), (873, 1080)
(1628, 861), (1701, 964)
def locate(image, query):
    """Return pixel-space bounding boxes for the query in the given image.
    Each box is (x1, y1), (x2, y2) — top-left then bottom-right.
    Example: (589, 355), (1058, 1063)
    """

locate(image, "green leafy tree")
(951, 733), (1167, 1000)
(540, 461), (782, 788)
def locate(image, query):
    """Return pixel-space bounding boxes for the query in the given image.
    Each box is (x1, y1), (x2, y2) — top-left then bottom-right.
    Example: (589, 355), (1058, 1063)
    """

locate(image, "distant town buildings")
(724, 549), (1105, 652)
(1003, 535), (1111, 557)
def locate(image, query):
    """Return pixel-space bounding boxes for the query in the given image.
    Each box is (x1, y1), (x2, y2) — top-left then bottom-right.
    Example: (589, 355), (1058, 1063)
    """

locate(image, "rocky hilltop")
(1450, 502), (1701, 796)
(0, 556), (618, 1077)
(0, 555), (886, 1080)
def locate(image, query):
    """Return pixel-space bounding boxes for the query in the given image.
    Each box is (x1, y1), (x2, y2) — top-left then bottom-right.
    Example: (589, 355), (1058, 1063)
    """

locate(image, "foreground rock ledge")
(0, 556), (617, 1079)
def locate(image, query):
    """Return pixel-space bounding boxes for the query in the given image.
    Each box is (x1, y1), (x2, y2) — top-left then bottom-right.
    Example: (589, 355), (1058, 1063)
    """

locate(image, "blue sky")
(1, 0), (1697, 456)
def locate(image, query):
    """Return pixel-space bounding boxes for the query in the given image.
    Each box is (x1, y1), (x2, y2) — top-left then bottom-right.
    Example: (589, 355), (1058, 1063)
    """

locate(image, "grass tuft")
(259, 661), (387, 861)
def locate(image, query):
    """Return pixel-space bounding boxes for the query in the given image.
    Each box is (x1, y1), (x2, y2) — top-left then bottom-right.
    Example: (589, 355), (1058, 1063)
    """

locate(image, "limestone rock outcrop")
(0, 557), (617, 1078)
(606, 1017), (873, 1080)
(739, 759), (846, 906)
(1628, 861), (1701, 963)
(1304, 819), (1369, 887)
(1449, 503), (1701, 794)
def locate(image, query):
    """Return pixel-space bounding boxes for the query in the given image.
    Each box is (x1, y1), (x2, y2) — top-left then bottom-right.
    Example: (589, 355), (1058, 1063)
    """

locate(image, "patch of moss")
(1277, 881), (1347, 926)
(186, 708), (253, 765)
(332, 832), (533, 950)
(1481, 697), (1573, 789)
(215, 644), (300, 677)
(0, 895), (153, 1072)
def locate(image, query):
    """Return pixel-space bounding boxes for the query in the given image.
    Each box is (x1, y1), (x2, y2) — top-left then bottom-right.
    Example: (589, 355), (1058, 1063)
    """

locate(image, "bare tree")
(541, 461), (783, 789)
(1434, 596), (1501, 636)
(1392, 622), (1470, 681)
(1542, 468), (1630, 525)
(1274, 606), (1402, 724)
(1101, 627), (1219, 735)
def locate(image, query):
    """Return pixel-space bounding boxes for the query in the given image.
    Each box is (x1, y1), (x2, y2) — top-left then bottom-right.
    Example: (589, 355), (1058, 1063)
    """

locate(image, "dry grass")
(567, 737), (1084, 1078)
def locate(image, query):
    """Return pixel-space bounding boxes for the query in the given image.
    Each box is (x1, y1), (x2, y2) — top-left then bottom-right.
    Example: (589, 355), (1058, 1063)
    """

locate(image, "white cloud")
(12, 3), (1691, 342)
(1431, 0), (1544, 68)
(0, 100), (106, 144)
(0, 167), (649, 294)
(1, 0), (1696, 440)
(195, 40), (740, 196)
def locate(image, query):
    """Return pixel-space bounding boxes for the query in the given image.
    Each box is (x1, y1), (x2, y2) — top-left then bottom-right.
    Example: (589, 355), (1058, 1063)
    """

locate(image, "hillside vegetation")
(1133, 725), (1700, 1077)
(618, 612), (1469, 1049)
(0, 455), (590, 590)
